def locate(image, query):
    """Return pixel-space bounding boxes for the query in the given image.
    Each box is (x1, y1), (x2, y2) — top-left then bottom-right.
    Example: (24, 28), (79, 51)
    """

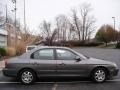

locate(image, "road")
(0, 47), (120, 90)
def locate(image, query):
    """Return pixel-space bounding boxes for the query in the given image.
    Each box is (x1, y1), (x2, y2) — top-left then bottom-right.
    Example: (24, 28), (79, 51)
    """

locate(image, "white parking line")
(0, 82), (20, 84)
(52, 82), (58, 90)
(0, 79), (120, 84)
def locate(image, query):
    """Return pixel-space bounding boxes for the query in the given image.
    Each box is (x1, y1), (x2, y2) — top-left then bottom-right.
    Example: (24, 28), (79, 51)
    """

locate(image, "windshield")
(81, 53), (90, 59)
(74, 51), (90, 59)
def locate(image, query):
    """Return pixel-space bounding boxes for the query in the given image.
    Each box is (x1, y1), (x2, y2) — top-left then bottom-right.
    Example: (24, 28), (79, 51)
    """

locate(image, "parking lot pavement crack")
(52, 82), (58, 90)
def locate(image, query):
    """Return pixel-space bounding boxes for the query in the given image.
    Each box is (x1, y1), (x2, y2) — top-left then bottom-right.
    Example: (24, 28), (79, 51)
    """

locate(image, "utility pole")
(11, 0), (17, 28)
(112, 17), (118, 45)
(112, 17), (115, 31)
(5, 4), (8, 23)
(24, 0), (26, 31)
(11, 0), (17, 48)
(112, 17), (116, 42)
(15, 1), (17, 28)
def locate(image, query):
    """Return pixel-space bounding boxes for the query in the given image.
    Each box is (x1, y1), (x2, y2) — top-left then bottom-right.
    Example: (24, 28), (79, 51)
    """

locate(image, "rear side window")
(31, 49), (54, 60)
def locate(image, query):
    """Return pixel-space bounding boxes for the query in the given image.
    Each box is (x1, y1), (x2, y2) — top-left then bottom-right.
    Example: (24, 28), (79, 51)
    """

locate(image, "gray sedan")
(2, 47), (119, 84)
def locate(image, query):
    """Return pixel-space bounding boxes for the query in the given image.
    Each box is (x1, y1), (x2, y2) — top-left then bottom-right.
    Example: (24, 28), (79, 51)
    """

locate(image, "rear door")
(30, 48), (57, 76)
(56, 48), (87, 76)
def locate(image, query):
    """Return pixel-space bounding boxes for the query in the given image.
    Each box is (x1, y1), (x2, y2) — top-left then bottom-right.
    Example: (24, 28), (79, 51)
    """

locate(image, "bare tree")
(84, 16), (96, 40)
(67, 23), (76, 40)
(20, 27), (37, 46)
(49, 29), (58, 45)
(39, 20), (57, 45)
(39, 20), (51, 45)
(71, 9), (81, 41)
(0, 11), (5, 27)
(80, 3), (96, 41)
(55, 15), (70, 41)
(71, 3), (96, 42)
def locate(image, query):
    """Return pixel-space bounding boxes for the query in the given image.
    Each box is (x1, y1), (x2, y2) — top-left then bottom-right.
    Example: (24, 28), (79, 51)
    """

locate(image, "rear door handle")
(59, 63), (65, 65)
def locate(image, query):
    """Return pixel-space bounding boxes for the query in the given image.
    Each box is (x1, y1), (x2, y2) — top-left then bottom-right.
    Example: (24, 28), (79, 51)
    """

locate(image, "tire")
(19, 69), (36, 85)
(91, 68), (107, 83)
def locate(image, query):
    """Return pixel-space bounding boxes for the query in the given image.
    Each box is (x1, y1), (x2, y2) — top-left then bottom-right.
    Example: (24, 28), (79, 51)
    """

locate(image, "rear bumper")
(2, 68), (17, 77)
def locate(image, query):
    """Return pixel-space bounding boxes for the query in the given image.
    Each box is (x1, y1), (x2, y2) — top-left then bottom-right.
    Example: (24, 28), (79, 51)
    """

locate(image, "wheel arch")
(17, 67), (38, 78)
(90, 66), (110, 78)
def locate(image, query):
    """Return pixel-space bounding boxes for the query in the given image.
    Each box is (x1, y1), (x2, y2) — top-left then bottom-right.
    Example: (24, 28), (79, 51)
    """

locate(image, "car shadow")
(37, 77), (91, 82)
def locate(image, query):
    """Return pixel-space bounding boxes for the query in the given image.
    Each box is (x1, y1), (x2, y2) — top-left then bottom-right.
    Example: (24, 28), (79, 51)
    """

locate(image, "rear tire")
(91, 68), (107, 83)
(19, 69), (36, 85)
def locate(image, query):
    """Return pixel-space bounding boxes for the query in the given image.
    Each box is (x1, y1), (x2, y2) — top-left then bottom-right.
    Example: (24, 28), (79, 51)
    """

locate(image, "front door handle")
(59, 63), (65, 65)
(33, 62), (38, 65)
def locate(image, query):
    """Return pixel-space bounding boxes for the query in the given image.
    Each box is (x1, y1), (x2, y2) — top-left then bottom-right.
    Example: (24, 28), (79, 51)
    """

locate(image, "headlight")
(112, 63), (118, 68)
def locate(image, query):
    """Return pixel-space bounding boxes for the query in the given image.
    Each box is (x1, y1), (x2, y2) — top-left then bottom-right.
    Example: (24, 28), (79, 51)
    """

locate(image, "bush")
(6, 47), (16, 57)
(16, 43), (26, 56)
(116, 42), (120, 49)
(0, 48), (7, 57)
(52, 40), (103, 47)
(83, 42), (104, 47)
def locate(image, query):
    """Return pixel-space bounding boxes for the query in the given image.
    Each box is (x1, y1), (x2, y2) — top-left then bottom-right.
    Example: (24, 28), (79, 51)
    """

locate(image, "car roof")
(29, 46), (70, 52)
(26, 45), (37, 47)
(33, 46), (70, 50)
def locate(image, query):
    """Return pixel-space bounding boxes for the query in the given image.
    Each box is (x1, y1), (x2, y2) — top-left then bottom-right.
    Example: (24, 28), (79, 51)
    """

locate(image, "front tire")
(91, 68), (107, 83)
(19, 69), (36, 85)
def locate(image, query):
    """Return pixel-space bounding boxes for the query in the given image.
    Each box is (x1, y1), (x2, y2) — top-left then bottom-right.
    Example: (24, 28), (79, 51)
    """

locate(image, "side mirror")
(75, 56), (81, 62)
(31, 53), (34, 59)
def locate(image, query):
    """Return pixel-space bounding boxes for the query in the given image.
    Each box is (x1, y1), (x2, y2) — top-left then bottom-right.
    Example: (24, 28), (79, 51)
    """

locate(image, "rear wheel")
(91, 68), (107, 83)
(19, 69), (36, 85)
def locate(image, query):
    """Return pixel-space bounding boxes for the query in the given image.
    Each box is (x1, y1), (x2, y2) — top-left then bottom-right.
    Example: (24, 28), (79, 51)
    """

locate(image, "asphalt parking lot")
(0, 47), (120, 90)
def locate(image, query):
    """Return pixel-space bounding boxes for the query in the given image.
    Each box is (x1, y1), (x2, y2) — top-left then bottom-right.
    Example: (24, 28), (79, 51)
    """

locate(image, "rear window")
(27, 47), (35, 50)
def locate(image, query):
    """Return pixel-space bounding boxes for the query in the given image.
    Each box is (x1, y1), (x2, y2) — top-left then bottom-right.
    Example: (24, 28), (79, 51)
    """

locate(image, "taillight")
(4, 59), (8, 67)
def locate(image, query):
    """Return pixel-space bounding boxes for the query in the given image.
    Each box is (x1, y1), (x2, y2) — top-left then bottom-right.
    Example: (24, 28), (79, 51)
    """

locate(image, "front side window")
(32, 49), (54, 60)
(56, 49), (77, 60)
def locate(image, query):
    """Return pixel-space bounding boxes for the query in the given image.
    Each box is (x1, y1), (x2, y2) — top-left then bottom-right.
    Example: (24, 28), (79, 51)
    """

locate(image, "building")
(5, 23), (21, 48)
(0, 28), (8, 48)
(0, 23), (22, 48)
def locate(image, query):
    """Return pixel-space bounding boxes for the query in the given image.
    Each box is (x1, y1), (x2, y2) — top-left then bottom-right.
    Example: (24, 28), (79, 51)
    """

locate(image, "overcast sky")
(1, 0), (120, 34)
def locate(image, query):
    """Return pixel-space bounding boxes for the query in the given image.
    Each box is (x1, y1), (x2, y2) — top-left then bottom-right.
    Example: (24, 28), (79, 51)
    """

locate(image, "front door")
(56, 48), (86, 76)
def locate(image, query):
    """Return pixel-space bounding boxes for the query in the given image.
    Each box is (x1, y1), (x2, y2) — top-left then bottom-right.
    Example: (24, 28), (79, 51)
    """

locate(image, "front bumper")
(109, 68), (119, 77)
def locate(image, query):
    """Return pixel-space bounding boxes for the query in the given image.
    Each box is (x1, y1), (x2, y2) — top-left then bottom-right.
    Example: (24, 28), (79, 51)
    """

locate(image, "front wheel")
(19, 69), (36, 85)
(91, 68), (107, 83)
